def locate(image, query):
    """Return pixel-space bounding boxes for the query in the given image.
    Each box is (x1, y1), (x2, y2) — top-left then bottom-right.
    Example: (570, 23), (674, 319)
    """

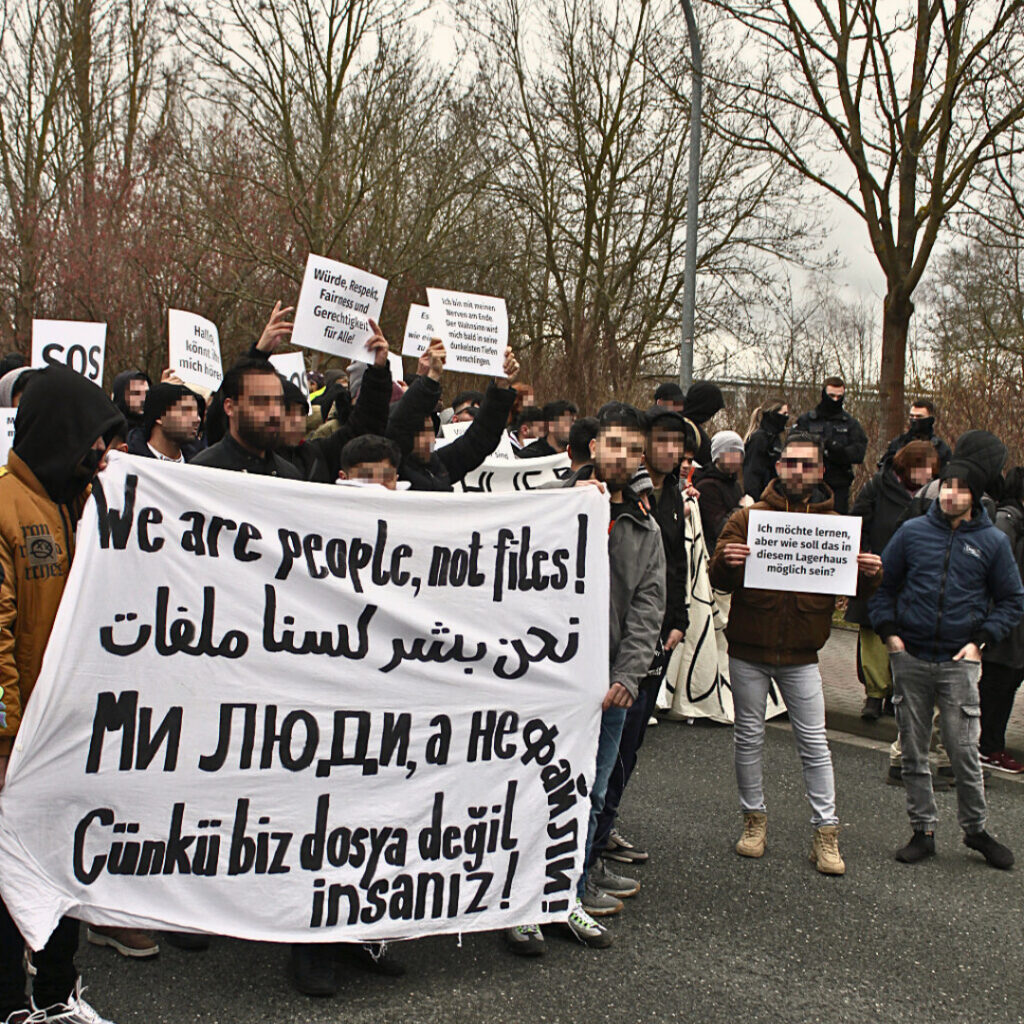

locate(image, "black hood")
(111, 369), (152, 428)
(683, 381), (724, 425)
(762, 409), (788, 435)
(13, 364), (125, 504)
(952, 430), (1007, 495)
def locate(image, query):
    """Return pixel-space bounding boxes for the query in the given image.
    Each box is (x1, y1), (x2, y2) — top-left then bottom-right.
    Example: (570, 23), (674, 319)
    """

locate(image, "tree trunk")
(879, 292), (912, 441)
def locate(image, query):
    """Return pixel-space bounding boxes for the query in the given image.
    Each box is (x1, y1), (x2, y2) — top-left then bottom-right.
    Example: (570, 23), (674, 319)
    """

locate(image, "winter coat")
(869, 502), (1024, 662)
(985, 502), (1024, 669)
(649, 473), (688, 637)
(386, 376), (515, 491)
(795, 401), (867, 490)
(191, 433), (302, 479)
(877, 426), (951, 470)
(693, 463), (743, 551)
(562, 466), (667, 698)
(0, 365), (125, 755)
(845, 467), (915, 626)
(709, 479), (880, 666)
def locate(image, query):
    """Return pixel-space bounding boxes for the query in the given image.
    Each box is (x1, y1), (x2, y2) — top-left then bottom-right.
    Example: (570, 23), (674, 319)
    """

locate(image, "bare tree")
(708, 0), (1024, 438)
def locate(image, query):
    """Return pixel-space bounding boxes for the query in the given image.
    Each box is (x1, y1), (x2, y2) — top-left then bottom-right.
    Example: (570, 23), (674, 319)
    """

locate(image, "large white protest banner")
(268, 352), (309, 399)
(456, 452), (571, 493)
(744, 510), (862, 597)
(0, 407), (15, 465)
(0, 455), (608, 949)
(426, 288), (507, 377)
(293, 254), (387, 360)
(31, 320), (106, 384)
(438, 422), (517, 463)
(401, 303), (434, 360)
(168, 310), (223, 393)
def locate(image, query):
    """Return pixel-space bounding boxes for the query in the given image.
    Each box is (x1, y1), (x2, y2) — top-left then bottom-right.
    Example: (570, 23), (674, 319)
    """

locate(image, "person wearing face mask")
(847, 441), (942, 721)
(877, 399), (951, 471)
(0, 365), (126, 1024)
(742, 398), (789, 500)
(795, 376), (867, 513)
(870, 460), (1024, 869)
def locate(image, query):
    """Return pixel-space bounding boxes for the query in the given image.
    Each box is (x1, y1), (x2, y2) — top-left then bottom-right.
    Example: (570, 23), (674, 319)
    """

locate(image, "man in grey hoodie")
(505, 403), (666, 956)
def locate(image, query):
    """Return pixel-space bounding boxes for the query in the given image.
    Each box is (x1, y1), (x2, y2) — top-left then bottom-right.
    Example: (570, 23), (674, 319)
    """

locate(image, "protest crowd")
(2, 292), (1024, 1024)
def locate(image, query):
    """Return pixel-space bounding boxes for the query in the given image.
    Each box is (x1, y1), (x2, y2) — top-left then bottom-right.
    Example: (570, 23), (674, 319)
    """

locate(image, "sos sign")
(31, 320), (106, 384)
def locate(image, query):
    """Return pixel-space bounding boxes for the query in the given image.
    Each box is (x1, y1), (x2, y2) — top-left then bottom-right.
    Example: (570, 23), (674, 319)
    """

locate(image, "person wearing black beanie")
(123, 383), (202, 463)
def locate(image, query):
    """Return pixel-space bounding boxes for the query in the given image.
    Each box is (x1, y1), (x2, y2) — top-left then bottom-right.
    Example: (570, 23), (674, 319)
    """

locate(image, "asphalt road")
(76, 721), (1024, 1024)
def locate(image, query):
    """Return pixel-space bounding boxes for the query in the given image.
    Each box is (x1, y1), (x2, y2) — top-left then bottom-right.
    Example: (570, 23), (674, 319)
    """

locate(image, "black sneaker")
(895, 831), (936, 864)
(882, 697), (896, 717)
(964, 830), (1015, 870)
(345, 942), (406, 977)
(886, 765), (903, 786)
(290, 944), (339, 997)
(861, 697), (883, 721)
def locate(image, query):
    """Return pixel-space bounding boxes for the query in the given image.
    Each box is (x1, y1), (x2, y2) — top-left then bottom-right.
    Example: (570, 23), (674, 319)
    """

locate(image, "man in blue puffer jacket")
(870, 457), (1024, 869)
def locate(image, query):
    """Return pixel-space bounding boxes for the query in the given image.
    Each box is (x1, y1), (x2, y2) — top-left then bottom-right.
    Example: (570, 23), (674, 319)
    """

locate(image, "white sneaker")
(3, 1009), (48, 1023)
(647, 715), (659, 727)
(565, 899), (612, 948)
(33, 981), (117, 1024)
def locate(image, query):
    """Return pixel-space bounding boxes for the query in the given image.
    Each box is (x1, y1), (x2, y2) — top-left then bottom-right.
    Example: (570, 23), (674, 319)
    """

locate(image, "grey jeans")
(890, 650), (986, 833)
(730, 657), (838, 828)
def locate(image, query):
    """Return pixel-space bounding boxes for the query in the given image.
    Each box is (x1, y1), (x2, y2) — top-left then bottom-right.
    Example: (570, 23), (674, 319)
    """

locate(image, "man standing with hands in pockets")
(709, 432), (882, 874)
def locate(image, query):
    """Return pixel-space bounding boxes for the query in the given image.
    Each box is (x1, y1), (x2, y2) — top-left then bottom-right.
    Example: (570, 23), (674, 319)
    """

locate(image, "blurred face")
(679, 449), (696, 477)
(342, 461), (398, 490)
(939, 479), (972, 518)
(413, 416), (435, 462)
(657, 398), (685, 413)
(453, 404), (477, 424)
(159, 396), (200, 446)
(646, 426), (686, 476)
(280, 406), (307, 448)
(907, 462), (935, 488)
(520, 388), (535, 407)
(226, 371), (283, 452)
(126, 378), (149, 416)
(548, 412), (575, 448)
(716, 450), (743, 476)
(591, 425), (646, 493)
(779, 405), (789, 417)
(519, 419), (542, 441)
(777, 442), (823, 495)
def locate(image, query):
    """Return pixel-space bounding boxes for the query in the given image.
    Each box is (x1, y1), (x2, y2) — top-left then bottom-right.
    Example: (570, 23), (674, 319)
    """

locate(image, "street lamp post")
(678, 0), (702, 393)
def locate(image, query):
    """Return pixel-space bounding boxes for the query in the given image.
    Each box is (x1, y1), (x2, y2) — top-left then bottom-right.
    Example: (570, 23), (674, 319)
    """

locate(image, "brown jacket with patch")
(708, 478), (880, 666)
(0, 453), (86, 755)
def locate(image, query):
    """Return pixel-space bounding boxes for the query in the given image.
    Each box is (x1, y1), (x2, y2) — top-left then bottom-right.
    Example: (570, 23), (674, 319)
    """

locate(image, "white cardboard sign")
(426, 289), (507, 377)
(0, 407), (15, 466)
(268, 353), (309, 399)
(168, 310), (223, 393)
(401, 304), (435, 360)
(31, 320), (106, 384)
(743, 510), (862, 597)
(293, 254), (387, 360)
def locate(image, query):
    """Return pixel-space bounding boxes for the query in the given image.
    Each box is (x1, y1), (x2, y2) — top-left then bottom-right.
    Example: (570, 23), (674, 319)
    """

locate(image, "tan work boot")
(87, 925), (160, 958)
(735, 812), (767, 858)
(809, 825), (846, 875)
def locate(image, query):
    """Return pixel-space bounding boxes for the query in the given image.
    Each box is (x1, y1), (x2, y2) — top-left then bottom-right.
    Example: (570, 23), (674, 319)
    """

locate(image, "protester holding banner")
(709, 432), (882, 874)
(337, 435), (402, 489)
(591, 407), (695, 871)
(386, 340), (519, 491)
(870, 461), (1024, 869)
(0, 365), (125, 1024)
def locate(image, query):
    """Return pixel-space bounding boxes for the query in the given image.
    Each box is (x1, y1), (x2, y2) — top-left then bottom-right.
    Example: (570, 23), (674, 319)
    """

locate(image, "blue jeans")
(577, 705), (628, 897)
(730, 657), (838, 828)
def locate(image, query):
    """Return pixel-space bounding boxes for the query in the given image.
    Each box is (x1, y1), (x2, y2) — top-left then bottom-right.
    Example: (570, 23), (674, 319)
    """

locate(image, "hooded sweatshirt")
(111, 369), (152, 431)
(0, 365), (125, 754)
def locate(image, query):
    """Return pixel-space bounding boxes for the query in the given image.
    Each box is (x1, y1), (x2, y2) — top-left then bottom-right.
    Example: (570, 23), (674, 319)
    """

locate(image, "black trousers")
(0, 894), (78, 1014)
(979, 661), (1024, 755)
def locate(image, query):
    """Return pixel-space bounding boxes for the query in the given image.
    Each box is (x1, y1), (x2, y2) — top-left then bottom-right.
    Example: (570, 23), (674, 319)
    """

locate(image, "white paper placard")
(0, 407), (15, 465)
(438, 421), (516, 463)
(31, 320), (106, 384)
(743, 510), (862, 596)
(426, 289), (507, 376)
(268, 353), (309, 398)
(293, 254), (387, 360)
(168, 310), (223, 393)
(401, 304), (435, 359)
